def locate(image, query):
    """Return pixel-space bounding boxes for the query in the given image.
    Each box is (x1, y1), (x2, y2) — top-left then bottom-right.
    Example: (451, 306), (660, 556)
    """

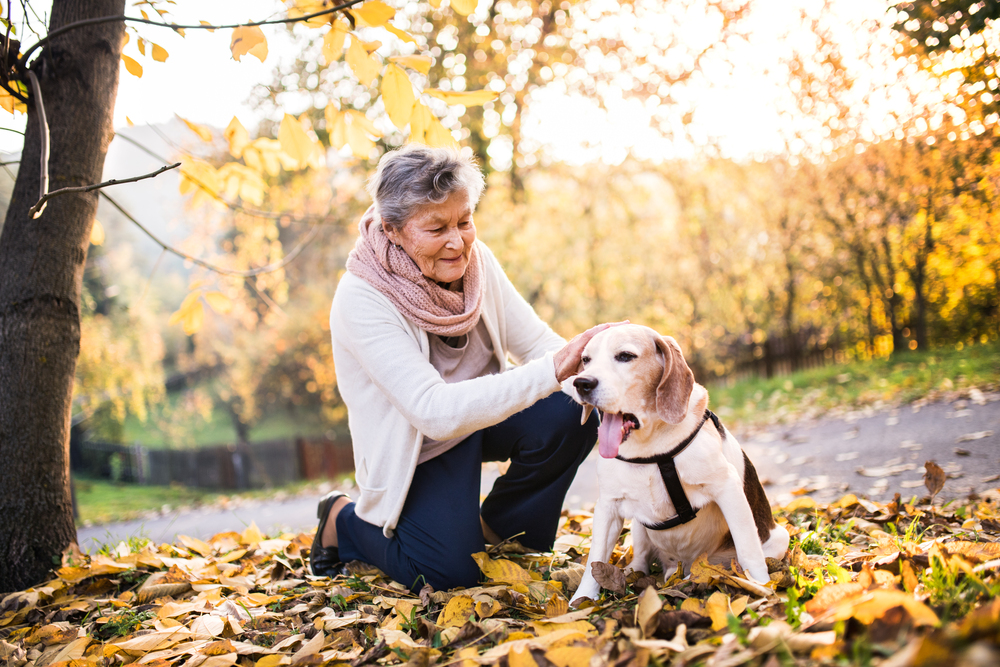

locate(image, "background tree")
(0, 0), (499, 593)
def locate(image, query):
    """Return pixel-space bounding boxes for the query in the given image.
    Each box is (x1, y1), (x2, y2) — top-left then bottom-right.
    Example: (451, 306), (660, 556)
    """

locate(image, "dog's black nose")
(574, 376), (598, 395)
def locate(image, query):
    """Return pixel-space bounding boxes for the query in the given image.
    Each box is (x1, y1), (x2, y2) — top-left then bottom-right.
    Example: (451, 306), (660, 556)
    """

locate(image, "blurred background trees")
(3, 0), (997, 449)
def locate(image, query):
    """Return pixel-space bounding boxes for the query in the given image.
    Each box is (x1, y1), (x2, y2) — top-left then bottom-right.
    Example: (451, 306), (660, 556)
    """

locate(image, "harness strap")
(615, 409), (725, 531)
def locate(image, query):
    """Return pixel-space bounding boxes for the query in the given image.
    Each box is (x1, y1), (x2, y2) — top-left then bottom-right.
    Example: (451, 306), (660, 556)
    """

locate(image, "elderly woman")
(311, 144), (610, 591)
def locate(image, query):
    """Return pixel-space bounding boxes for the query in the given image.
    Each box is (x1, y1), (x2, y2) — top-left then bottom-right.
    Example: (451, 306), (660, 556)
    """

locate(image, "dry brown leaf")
(940, 541), (1000, 563)
(590, 561), (626, 595)
(924, 460), (946, 496)
(635, 586), (663, 638)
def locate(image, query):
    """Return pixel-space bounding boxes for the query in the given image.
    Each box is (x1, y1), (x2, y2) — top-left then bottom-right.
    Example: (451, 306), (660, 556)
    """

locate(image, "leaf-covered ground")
(3, 483), (1000, 667)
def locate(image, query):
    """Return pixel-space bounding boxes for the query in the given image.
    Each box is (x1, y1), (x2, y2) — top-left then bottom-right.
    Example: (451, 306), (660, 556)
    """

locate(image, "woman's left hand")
(553, 321), (629, 383)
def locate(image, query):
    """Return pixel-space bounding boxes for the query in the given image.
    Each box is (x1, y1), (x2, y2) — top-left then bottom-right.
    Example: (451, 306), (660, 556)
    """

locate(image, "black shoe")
(310, 490), (350, 577)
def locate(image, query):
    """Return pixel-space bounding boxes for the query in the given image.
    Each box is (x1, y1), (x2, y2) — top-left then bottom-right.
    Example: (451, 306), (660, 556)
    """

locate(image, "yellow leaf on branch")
(322, 19), (350, 63)
(204, 292), (233, 314)
(121, 54), (143, 78)
(169, 292), (205, 335)
(151, 43), (169, 62)
(425, 114), (458, 148)
(450, 0), (479, 16)
(426, 88), (498, 106)
(242, 138), (294, 176)
(287, 0), (334, 27)
(178, 157), (223, 207)
(0, 85), (27, 114)
(90, 220), (105, 246)
(409, 102), (433, 144)
(278, 113), (322, 170)
(178, 115), (214, 142)
(137, 37), (146, 56)
(350, 0), (396, 27)
(218, 162), (267, 205)
(332, 109), (381, 158)
(230, 25), (268, 63)
(346, 36), (381, 87)
(389, 55), (432, 74)
(224, 117), (250, 158)
(346, 121), (375, 158)
(382, 64), (416, 128)
(384, 23), (417, 45)
(325, 105), (347, 149)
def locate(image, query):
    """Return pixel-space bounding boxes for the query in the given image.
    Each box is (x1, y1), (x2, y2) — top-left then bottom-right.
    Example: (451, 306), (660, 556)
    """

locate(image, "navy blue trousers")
(335, 392), (598, 591)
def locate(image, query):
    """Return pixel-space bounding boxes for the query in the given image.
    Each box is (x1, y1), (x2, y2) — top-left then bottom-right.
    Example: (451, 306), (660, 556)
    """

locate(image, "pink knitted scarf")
(345, 206), (484, 337)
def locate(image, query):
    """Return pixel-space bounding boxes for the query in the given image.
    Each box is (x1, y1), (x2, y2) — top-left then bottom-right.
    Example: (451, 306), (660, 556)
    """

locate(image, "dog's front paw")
(571, 578), (601, 607)
(741, 563), (770, 585)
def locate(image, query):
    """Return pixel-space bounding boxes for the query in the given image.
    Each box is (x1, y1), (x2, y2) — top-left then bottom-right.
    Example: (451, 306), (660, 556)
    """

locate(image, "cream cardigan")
(329, 242), (566, 536)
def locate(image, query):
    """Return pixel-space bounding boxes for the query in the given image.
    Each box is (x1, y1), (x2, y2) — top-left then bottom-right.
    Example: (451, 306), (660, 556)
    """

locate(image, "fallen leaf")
(436, 595), (475, 629)
(924, 460), (946, 496)
(590, 561), (625, 595)
(956, 430), (993, 442)
(472, 552), (534, 584)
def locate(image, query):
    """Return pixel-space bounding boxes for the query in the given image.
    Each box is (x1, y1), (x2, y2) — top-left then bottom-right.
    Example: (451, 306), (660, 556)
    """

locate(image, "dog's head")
(563, 324), (695, 458)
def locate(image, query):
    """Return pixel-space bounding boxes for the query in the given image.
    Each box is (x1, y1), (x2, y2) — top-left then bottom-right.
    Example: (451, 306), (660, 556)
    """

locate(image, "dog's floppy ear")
(653, 335), (694, 424)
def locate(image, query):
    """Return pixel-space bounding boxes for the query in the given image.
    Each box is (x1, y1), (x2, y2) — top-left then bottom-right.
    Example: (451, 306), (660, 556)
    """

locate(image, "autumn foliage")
(2, 484), (1000, 666)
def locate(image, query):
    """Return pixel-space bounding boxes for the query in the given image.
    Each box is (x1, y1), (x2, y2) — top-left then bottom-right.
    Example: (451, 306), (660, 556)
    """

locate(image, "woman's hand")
(554, 321), (629, 383)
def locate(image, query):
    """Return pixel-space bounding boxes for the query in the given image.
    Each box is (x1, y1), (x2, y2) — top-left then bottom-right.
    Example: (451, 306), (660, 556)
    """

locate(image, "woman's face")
(384, 190), (476, 285)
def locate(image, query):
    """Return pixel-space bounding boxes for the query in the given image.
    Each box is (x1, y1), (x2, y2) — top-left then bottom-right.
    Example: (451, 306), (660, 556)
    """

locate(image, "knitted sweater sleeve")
(333, 275), (562, 442)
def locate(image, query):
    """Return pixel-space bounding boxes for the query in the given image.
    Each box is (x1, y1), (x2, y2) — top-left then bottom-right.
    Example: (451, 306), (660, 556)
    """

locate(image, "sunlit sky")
(0, 0), (924, 163)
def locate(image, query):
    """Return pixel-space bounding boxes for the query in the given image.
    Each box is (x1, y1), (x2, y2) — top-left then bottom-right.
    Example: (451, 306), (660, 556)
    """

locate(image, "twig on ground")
(28, 162), (180, 218)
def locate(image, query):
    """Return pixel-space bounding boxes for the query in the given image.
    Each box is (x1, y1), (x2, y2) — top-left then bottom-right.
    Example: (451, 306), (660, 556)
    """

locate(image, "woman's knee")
(415, 552), (482, 591)
(521, 394), (597, 462)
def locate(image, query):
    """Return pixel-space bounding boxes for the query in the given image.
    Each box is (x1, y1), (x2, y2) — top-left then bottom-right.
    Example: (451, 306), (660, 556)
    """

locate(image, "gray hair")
(367, 144), (486, 230)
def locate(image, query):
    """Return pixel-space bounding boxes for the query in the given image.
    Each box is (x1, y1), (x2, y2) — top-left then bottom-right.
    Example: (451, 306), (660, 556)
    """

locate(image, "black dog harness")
(614, 409), (726, 530)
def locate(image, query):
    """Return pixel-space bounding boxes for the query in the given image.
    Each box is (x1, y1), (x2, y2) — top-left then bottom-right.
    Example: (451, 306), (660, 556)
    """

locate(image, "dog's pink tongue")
(598, 412), (624, 458)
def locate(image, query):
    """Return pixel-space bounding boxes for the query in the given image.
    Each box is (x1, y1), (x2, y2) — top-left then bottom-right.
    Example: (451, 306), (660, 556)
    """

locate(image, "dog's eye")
(581, 356), (591, 365)
(615, 351), (637, 363)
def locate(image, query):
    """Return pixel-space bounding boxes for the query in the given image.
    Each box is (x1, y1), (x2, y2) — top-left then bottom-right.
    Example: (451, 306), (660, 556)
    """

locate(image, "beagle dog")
(563, 324), (789, 605)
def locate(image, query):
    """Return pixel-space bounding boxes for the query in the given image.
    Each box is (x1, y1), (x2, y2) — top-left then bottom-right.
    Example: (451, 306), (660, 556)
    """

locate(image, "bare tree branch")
(28, 161), (180, 218)
(115, 132), (337, 225)
(25, 70), (48, 218)
(19, 0), (367, 67)
(98, 190), (322, 278)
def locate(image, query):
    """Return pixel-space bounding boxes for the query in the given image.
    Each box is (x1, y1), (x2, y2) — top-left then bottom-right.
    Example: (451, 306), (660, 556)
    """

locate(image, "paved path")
(78, 393), (1000, 552)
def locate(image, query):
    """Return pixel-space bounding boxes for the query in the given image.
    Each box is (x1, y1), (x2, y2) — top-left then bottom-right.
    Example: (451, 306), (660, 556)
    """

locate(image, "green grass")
(709, 339), (1000, 430)
(73, 476), (217, 524)
(73, 475), (348, 526)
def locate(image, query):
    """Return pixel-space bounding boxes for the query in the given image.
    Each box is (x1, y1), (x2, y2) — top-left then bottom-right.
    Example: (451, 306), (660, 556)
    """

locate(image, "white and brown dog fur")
(563, 324), (789, 605)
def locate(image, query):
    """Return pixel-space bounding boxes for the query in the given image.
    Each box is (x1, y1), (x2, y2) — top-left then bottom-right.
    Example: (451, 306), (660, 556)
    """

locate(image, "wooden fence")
(724, 327), (844, 382)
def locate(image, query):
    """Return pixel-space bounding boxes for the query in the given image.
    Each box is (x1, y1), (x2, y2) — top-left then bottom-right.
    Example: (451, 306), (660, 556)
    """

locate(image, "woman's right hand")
(553, 321), (629, 383)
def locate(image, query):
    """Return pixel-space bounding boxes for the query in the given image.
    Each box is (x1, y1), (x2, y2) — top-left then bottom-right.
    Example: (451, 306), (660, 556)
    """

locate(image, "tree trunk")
(0, 0), (125, 593)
